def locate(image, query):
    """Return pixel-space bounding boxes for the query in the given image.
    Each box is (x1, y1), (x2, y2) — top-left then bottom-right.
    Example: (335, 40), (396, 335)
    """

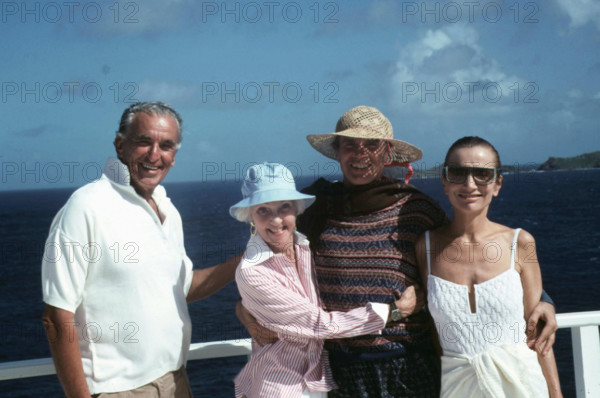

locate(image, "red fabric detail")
(385, 142), (414, 184)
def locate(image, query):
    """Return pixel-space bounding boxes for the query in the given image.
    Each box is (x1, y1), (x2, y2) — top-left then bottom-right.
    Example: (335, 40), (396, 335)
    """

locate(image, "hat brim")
(229, 189), (316, 221)
(306, 128), (423, 163)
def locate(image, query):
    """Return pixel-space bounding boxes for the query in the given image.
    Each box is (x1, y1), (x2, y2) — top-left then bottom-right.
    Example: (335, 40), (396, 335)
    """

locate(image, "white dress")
(425, 229), (548, 398)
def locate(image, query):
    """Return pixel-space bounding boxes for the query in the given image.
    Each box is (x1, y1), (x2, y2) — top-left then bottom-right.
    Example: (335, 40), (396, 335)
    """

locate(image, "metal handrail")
(1, 311), (599, 397)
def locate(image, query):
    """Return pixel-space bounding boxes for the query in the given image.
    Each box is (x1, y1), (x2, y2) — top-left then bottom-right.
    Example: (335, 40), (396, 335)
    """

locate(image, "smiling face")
(250, 201), (296, 254)
(442, 145), (502, 215)
(335, 137), (388, 187)
(114, 112), (179, 199)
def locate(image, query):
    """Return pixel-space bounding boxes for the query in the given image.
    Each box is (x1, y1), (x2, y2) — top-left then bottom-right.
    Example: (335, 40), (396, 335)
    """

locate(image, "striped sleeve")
(236, 258), (386, 341)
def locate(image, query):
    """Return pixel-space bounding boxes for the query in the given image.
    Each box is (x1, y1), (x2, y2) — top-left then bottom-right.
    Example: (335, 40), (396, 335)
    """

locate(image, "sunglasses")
(443, 166), (501, 185)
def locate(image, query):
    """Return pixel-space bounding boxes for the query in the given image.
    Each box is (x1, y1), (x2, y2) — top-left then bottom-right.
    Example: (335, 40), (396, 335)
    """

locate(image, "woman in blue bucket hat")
(230, 162), (408, 398)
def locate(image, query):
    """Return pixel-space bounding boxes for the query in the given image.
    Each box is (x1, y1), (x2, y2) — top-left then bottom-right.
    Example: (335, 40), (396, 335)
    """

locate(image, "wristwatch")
(390, 302), (403, 322)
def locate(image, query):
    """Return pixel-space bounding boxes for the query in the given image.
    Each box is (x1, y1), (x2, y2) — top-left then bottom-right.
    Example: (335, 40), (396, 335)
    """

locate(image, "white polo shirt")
(42, 157), (193, 394)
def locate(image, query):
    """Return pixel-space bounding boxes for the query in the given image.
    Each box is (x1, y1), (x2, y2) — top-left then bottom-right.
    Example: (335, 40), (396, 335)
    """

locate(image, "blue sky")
(1, 0), (599, 190)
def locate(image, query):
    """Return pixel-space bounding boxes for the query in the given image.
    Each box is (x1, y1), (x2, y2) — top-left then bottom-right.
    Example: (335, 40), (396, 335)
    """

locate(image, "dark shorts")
(327, 350), (440, 398)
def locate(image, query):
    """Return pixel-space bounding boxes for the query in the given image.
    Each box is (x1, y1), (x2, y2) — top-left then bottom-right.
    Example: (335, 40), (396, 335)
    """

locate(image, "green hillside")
(538, 151), (600, 170)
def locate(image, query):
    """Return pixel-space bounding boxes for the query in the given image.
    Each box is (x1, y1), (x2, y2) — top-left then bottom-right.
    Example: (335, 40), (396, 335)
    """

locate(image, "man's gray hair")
(116, 102), (183, 149)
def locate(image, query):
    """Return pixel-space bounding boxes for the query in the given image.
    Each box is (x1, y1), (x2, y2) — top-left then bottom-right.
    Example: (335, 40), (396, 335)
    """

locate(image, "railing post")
(571, 325), (600, 398)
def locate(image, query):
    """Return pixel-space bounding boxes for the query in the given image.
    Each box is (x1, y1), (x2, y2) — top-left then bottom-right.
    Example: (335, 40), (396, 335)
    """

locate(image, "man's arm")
(186, 254), (241, 303)
(41, 304), (91, 398)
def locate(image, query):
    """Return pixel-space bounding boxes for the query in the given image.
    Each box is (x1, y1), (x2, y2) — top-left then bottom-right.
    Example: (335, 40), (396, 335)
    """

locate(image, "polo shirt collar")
(103, 157), (167, 204)
(104, 157), (131, 186)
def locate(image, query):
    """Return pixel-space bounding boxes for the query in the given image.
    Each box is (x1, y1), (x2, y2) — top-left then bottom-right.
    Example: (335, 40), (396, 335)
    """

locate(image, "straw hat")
(229, 163), (315, 222)
(306, 105), (423, 163)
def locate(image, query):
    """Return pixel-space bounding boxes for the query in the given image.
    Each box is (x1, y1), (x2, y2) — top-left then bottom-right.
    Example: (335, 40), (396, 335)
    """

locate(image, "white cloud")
(555, 0), (600, 30)
(392, 24), (522, 112)
(422, 29), (453, 51)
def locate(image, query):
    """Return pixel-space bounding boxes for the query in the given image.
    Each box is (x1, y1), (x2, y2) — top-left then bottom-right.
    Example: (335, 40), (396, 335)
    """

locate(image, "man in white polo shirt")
(41, 102), (237, 397)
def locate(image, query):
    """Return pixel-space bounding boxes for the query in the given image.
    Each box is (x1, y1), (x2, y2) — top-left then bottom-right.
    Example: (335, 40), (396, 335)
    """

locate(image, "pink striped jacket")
(234, 232), (388, 398)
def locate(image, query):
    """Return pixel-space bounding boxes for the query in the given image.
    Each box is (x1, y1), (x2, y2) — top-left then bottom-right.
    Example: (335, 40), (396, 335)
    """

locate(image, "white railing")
(0, 340), (253, 381)
(556, 311), (600, 397)
(1, 311), (599, 397)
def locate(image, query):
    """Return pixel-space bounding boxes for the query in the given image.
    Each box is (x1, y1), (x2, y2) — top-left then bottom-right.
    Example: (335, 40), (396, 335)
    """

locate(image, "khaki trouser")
(92, 366), (193, 398)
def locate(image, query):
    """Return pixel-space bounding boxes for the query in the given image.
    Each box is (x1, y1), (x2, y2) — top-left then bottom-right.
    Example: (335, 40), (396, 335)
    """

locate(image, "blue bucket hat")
(229, 162), (315, 222)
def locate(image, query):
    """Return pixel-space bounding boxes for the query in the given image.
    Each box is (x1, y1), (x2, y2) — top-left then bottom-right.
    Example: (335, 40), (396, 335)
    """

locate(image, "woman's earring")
(250, 222), (257, 236)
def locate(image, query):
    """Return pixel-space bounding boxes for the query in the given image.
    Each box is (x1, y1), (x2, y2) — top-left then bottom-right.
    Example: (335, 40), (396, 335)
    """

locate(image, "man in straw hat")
(306, 104), (422, 186)
(237, 105), (558, 397)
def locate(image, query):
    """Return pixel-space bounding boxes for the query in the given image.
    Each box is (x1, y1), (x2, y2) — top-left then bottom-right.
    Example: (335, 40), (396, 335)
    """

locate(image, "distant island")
(385, 150), (600, 180)
(537, 151), (600, 170)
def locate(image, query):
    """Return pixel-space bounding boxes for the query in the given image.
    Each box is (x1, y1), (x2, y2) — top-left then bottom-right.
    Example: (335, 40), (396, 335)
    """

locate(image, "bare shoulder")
(516, 228), (537, 247)
(514, 228), (540, 272)
(489, 223), (532, 243)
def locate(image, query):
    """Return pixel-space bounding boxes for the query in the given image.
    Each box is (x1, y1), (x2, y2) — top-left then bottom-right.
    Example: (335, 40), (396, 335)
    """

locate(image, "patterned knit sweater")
(298, 177), (447, 356)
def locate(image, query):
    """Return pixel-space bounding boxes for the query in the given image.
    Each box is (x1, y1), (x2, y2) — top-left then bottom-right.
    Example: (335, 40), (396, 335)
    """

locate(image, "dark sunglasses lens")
(446, 166), (468, 183)
(472, 168), (496, 183)
(446, 166), (497, 184)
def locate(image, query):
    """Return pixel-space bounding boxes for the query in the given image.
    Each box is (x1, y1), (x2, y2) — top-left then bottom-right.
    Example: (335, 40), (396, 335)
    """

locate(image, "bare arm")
(41, 305), (91, 398)
(186, 254), (241, 303)
(538, 348), (562, 398)
(518, 231), (562, 397)
(519, 233), (558, 354)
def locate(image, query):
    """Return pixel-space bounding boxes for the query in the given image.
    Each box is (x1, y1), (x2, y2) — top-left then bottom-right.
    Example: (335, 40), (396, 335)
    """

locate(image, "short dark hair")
(444, 136), (502, 169)
(116, 102), (183, 148)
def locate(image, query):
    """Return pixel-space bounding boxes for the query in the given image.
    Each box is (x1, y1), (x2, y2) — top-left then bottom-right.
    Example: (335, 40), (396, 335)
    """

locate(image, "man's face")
(114, 112), (179, 198)
(335, 137), (388, 187)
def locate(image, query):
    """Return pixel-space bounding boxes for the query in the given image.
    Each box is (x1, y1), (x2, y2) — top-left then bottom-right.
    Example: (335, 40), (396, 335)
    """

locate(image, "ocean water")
(1, 169), (599, 397)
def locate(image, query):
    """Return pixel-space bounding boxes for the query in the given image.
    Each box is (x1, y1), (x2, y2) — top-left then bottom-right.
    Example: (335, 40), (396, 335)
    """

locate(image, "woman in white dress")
(415, 136), (562, 397)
